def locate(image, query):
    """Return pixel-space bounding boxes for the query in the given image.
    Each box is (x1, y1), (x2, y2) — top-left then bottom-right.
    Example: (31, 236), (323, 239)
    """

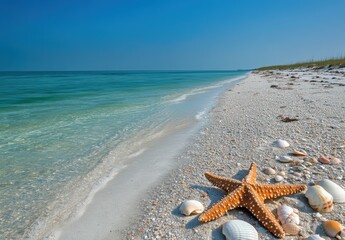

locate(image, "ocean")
(0, 70), (247, 238)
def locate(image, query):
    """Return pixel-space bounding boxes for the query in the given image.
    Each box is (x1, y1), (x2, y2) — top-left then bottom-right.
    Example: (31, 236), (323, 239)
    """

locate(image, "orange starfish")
(199, 162), (307, 238)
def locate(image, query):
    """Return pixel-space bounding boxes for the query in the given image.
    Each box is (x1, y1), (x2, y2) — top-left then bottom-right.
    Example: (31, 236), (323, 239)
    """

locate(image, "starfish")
(199, 162), (307, 238)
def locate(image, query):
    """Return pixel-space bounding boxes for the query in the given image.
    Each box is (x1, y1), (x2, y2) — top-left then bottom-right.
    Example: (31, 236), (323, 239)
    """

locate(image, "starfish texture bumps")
(199, 163), (307, 238)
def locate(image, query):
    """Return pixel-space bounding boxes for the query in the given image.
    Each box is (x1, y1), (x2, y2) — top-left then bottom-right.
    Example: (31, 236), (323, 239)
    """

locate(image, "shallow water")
(0, 70), (247, 238)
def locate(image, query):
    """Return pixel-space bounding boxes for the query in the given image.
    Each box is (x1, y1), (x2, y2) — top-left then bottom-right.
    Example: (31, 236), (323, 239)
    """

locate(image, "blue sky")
(0, 0), (345, 70)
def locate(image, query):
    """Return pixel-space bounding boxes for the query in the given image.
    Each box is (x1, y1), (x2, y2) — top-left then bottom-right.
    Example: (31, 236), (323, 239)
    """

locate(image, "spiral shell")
(277, 205), (299, 225)
(318, 179), (345, 203)
(305, 185), (333, 213)
(179, 200), (204, 216)
(323, 220), (345, 239)
(222, 220), (259, 240)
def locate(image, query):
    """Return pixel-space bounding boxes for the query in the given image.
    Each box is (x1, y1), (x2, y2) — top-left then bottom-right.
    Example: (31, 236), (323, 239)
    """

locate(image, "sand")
(123, 68), (345, 240)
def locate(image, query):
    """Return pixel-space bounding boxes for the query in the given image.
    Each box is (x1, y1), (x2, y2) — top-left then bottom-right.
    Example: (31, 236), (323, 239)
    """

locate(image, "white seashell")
(282, 223), (301, 235)
(263, 167), (276, 175)
(318, 179), (345, 203)
(323, 220), (345, 239)
(278, 155), (294, 163)
(275, 175), (284, 182)
(305, 185), (333, 213)
(274, 139), (290, 148)
(222, 220), (259, 240)
(179, 200), (204, 216)
(305, 234), (326, 240)
(277, 205), (300, 225)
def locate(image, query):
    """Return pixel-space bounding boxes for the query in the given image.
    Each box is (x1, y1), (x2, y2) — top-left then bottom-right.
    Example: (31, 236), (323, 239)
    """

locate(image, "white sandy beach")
(46, 67), (345, 240)
(122, 68), (345, 239)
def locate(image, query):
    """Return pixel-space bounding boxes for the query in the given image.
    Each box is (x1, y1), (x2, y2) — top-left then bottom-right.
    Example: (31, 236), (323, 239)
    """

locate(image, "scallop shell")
(305, 234), (326, 240)
(179, 200), (204, 216)
(274, 139), (290, 148)
(305, 185), (333, 213)
(277, 205), (299, 225)
(282, 223), (301, 235)
(318, 179), (345, 203)
(278, 155), (294, 163)
(291, 149), (308, 156)
(323, 220), (345, 239)
(222, 220), (259, 240)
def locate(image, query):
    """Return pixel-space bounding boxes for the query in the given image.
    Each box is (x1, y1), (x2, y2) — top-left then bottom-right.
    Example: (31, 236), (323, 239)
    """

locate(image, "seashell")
(282, 223), (301, 235)
(278, 155), (294, 163)
(291, 149), (308, 156)
(277, 205), (300, 225)
(222, 219), (259, 240)
(305, 185), (333, 213)
(277, 205), (299, 224)
(323, 220), (345, 239)
(318, 179), (345, 203)
(308, 157), (319, 164)
(329, 156), (342, 165)
(275, 175), (284, 182)
(179, 200), (204, 216)
(318, 155), (330, 164)
(305, 234), (326, 240)
(274, 139), (290, 148)
(263, 167), (276, 175)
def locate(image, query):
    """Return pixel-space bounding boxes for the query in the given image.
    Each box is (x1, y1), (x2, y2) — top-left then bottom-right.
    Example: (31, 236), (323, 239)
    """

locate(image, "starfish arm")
(199, 187), (244, 222)
(255, 183), (307, 200)
(243, 162), (257, 184)
(204, 172), (242, 192)
(242, 186), (285, 239)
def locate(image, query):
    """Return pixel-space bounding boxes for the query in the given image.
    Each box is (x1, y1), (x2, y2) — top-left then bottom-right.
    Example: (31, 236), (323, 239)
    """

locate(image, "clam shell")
(282, 223), (301, 235)
(323, 220), (345, 238)
(274, 139), (290, 148)
(305, 234), (326, 240)
(179, 200), (204, 216)
(278, 155), (294, 163)
(329, 156), (342, 165)
(222, 220), (259, 240)
(275, 175), (284, 182)
(263, 167), (276, 175)
(318, 156), (330, 164)
(305, 185), (333, 213)
(291, 149), (308, 156)
(318, 179), (345, 203)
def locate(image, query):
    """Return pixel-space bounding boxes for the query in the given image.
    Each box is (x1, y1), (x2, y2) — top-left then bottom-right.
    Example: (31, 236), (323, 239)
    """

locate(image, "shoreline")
(40, 75), (246, 239)
(124, 68), (345, 239)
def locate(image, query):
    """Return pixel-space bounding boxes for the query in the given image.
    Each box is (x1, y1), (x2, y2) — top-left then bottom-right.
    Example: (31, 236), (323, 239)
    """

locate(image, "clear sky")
(1, 0), (345, 71)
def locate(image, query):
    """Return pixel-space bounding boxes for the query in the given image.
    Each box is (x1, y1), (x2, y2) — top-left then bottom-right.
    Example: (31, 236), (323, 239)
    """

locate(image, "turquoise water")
(0, 70), (247, 238)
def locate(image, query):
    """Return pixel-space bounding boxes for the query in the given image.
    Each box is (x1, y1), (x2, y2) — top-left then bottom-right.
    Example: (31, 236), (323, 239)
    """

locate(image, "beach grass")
(257, 57), (345, 70)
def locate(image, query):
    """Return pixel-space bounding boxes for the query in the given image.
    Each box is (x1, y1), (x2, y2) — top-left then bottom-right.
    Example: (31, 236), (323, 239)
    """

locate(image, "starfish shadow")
(231, 169), (249, 180)
(211, 225), (224, 240)
(190, 185), (225, 206)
